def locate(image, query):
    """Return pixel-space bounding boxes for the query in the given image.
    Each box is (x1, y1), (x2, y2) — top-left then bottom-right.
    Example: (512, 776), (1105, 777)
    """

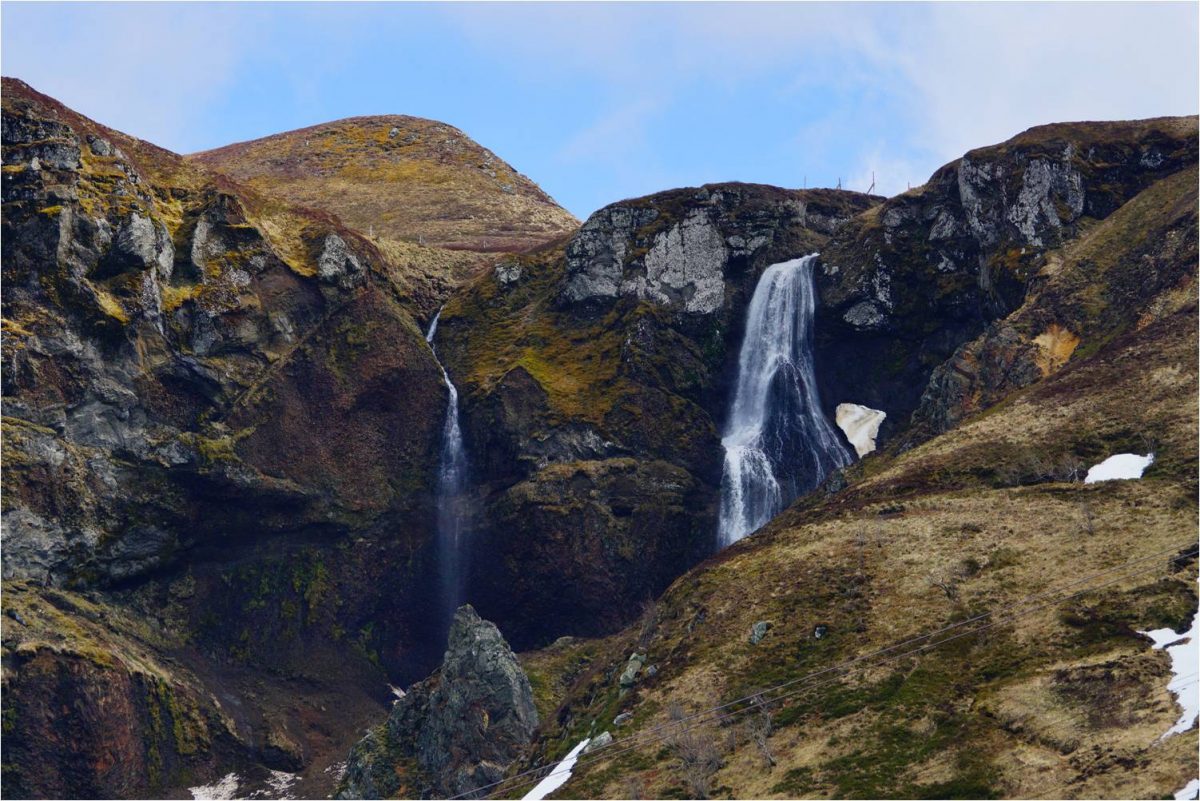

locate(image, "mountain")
(190, 116), (579, 317)
(0, 77), (452, 798)
(485, 120), (1200, 799)
(2, 73), (1196, 801)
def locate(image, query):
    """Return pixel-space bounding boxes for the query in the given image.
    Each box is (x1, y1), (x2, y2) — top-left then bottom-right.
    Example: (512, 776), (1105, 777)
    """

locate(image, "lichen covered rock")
(339, 605), (538, 799)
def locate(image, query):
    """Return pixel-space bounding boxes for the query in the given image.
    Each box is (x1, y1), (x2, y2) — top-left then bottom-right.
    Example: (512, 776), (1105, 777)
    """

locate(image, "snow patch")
(1140, 610), (1198, 739)
(1084, 452), (1154, 483)
(835, 403), (887, 458)
(522, 738), (590, 801)
(1175, 778), (1200, 800)
(245, 770), (298, 800)
(190, 773), (241, 800)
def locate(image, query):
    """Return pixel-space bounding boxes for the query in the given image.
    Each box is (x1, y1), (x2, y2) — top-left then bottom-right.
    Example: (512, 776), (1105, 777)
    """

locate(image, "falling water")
(425, 309), (469, 628)
(717, 254), (853, 546)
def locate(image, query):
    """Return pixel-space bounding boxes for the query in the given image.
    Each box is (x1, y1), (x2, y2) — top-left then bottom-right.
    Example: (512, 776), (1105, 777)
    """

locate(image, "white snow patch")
(1175, 778), (1200, 800)
(1140, 610), (1198, 739)
(323, 761), (347, 783)
(190, 772), (241, 800)
(1084, 452), (1154, 483)
(835, 403), (886, 458)
(522, 738), (590, 801)
(389, 683), (406, 700)
(244, 769), (299, 800)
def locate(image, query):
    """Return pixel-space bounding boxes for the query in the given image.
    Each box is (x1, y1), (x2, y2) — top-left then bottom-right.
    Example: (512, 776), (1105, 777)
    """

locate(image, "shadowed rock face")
(813, 116), (1199, 445)
(339, 604), (539, 799)
(1, 78), (449, 799)
(438, 183), (882, 647)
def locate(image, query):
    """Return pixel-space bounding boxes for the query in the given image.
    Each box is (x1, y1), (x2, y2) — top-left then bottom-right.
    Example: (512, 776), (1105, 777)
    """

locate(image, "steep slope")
(0, 78), (448, 798)
(436, 184), (881, 648)
(508, 160), (1199, 800)
(190, 116), (580, 316)
(813, 116), (1197, 446)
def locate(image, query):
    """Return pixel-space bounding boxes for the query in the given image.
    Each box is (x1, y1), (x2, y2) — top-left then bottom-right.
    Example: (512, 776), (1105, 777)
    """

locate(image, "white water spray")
(717, 254), (852, 546)
(426, 309), (469, 627)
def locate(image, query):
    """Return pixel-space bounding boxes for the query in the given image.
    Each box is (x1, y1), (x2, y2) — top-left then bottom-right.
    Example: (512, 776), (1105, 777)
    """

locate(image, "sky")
(3, 2), (1197, 219)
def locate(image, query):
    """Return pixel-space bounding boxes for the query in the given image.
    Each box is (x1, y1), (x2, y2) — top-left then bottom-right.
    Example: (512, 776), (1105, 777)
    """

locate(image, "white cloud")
(1, 4), (263, 152)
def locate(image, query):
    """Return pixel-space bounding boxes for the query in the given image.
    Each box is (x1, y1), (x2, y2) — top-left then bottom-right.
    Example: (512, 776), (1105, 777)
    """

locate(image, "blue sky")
(3, 2), (1197, 219)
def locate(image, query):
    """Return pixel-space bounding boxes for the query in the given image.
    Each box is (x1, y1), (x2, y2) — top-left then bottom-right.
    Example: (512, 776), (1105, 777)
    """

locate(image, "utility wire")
(456, 543), (1196, 800)
(472, 546), (1198, 799)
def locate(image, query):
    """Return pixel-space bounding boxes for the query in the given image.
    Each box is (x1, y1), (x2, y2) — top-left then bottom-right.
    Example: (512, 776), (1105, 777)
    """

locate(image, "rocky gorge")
(1, 74), (1197, 800)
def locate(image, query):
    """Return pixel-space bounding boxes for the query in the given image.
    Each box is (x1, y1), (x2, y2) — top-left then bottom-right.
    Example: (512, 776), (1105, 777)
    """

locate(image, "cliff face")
(514, 154), (1198, 800)
(437, 184), (881, 648)
(4, 74), (1197, 801)
(813, 117), (1198, 445)
(1, 78), (450, 798)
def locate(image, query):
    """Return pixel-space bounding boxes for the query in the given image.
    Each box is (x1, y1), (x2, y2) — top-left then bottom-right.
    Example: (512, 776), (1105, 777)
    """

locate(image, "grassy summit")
(189, 115), (579, 255)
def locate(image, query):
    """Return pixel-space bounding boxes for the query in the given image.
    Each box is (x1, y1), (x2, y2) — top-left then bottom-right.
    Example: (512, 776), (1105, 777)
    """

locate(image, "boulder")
(340, 605), (539, 799)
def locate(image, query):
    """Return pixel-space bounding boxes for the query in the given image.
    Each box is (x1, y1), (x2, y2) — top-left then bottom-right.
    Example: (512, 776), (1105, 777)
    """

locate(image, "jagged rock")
(339, 605), (539, 799)
(749, 620), (772, 645)
(560, 184), (870, 314)
(816, 117), (1199, 449)
(613, 712), (633, 727)
(317, 233), (366, 292)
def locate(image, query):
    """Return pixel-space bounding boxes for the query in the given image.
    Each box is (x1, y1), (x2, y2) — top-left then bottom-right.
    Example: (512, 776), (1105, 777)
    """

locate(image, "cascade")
(425, 309), (469, 628)
(717, 254), (852, 546)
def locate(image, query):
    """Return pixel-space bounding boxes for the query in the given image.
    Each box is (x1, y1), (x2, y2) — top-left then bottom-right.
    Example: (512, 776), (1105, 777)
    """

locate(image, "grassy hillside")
(511, 168), (1199, 800)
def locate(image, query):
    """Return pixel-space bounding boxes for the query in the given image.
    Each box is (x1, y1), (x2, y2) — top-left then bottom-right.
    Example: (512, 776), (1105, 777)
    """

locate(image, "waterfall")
(425, 309), (469, 627)
(717, 254), (852, 546)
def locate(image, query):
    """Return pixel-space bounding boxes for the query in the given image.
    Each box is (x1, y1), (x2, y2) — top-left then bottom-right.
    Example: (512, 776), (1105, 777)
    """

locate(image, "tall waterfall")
(717, 254), (852, 546)
(425, 309), (469, 627)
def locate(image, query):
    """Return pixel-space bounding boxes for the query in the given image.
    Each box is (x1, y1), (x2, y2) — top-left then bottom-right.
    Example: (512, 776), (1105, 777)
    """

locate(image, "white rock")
(836, 403), (887, 457)
(1084, 453), (1154, 483)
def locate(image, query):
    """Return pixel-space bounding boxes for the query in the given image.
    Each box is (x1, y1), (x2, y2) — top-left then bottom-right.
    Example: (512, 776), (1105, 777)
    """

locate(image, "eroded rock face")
(2, 78), (446, 799)
(339, 605), (538, 799)
(911, 164), (1198, 438)
(815, 117), (1199, 446)
(441, 184), (881, 648)
(561, 184), (868, 315)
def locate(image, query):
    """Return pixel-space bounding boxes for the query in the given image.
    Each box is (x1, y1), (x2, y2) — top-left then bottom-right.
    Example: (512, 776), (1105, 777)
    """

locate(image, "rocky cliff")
(338, 605), (539, 799)
(813, 117), (1198, 445)
(436, 184), (881, 648)
(1, 78), (453, 798)
(507, 133), (1198, 799)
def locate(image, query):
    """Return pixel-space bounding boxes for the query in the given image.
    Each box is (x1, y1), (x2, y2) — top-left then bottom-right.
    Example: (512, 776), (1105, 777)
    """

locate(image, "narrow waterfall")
(425, 309), (469, 628)
(717, 254), (852, 546)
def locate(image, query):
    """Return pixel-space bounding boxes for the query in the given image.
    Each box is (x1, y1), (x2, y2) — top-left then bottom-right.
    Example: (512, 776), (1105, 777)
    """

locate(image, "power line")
(466, 542), (1196, 799)
(457, 543), (1196, 800)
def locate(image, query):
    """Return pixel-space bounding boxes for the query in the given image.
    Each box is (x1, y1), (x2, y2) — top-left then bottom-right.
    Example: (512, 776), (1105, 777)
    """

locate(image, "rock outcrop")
(339, 605), (538, 799)
(813, 117), (1198, 446)
(437, 184), (880, 647)
(1, 78), (450, 798)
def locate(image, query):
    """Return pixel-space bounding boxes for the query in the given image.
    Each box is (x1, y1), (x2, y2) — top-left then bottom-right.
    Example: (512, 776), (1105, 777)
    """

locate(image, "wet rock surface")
(440, 183), (880, 648)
